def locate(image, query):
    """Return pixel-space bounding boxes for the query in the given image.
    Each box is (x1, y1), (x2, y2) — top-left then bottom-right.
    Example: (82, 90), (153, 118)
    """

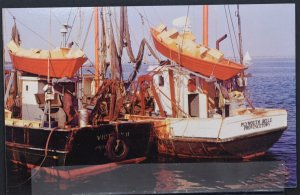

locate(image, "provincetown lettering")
(241, 118), (272, 131)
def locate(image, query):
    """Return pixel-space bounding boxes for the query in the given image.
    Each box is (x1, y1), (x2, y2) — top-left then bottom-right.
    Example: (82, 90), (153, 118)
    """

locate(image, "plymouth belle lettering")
(241, 118), (272, 131)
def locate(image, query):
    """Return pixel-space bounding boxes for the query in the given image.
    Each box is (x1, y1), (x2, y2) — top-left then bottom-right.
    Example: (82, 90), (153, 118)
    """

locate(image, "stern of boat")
(218, 108), (287, 158)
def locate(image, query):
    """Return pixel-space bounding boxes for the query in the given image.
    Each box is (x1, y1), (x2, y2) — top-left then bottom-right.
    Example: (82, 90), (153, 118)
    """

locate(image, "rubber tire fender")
(105, 134), (129, 162)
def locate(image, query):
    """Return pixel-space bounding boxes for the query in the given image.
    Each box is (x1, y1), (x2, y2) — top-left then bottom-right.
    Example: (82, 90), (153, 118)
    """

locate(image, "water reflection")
(27, 160), (287, 194)
(151, 160), (286, 193)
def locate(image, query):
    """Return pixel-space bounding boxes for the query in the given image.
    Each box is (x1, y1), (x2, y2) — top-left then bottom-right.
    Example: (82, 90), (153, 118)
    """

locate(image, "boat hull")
(126, 108), (287, 159)
(5, 121), (154, 168)
(157, 127), (285, 159)
(150, 28), (246, 80)
(9, 52), (87, 78)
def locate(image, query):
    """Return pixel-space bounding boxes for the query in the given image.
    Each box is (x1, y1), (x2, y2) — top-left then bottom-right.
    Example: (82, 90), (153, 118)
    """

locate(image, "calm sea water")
(6, 58), (296, 194)
(246, 58), (296, 187)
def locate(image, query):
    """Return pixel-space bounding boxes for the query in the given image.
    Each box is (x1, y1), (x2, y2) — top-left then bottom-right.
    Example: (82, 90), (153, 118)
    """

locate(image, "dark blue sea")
(6, 58), (297, 194)
(246, 58), (296, 187)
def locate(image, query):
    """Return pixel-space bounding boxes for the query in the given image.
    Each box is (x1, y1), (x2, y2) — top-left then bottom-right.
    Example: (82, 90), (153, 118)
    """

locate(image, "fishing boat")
(126, 5), (287, 159)
(4, 7), (155, 168)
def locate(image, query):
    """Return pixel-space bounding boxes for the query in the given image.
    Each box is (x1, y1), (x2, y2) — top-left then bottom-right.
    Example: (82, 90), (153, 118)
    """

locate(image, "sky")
(2, 4), (295, 64)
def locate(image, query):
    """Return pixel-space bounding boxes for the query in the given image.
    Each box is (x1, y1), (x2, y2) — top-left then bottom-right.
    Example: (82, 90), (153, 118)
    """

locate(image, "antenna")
(60, 23), (72, 47)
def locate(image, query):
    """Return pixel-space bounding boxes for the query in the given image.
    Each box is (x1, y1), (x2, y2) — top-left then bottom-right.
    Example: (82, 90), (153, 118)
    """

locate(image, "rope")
(8, 127), (58, 188)
(216, 118), (224, 140)
(6, 9), (55, 48)
(224, 6), (237, 61)
(153, 82), (190, 118)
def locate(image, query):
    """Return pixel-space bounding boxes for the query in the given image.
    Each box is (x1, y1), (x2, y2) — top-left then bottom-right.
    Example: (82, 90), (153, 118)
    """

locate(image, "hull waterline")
(157, 127), (286, 159)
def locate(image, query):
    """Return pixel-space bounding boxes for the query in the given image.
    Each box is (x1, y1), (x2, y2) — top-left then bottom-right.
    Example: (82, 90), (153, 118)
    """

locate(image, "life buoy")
(105, 135), (129, 162)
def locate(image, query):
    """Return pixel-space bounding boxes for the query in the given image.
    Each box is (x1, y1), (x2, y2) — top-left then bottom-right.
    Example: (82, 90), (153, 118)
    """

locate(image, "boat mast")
(94, 7), (100, 91)
(45, 9), (53, 128)
(203, 5), (208, 47)
(99, 7), (107, 84)
(237, 5), (243, 64)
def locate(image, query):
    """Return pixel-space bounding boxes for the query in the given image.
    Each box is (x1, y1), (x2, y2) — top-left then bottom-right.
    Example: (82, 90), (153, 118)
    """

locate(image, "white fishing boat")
(127, 5), (287, 159)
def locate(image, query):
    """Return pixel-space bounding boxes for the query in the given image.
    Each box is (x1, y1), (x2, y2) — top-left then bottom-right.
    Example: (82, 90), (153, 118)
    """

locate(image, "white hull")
(166, 108), (287, 140)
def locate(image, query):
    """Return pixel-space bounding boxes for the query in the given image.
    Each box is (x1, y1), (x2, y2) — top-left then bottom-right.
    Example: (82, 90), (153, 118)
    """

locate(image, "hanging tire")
(105, 135), (129, 162)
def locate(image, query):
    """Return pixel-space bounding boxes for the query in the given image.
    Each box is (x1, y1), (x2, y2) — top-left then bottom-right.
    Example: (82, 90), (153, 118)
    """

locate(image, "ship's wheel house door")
(188, 93), (199, 117)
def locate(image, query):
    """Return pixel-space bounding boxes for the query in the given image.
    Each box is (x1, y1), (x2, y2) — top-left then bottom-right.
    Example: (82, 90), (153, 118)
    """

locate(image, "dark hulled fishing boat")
(4, 7), (157, 168)
(5, 119), (154, 167)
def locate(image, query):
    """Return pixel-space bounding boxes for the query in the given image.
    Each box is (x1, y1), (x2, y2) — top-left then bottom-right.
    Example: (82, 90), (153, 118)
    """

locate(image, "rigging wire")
(228, 5), (239, 54)
(133, 7), (162, 62)
(128, 25), (139, 54)
(66, 8), (80, 44)
(6, 9), (56, 48)
(81, 9), (94, 50)
(76, 8), (84, 46)
(177, 6), (190, 65)
(224, 5), (237, 61)
(67, 8), (73, 24)
(137, 11), (149, 64)
(52, 10), (63, 26)
(179, 6), (190, 50)
(75, 41), (94, 68)
(140, 7), (155, 42)
(133, 7), (156, 28)
(152, 7), (164, 26)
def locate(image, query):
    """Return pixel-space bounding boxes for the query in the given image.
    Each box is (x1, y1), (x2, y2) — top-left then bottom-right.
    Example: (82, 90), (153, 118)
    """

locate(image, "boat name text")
(241, 118), (272, 131)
